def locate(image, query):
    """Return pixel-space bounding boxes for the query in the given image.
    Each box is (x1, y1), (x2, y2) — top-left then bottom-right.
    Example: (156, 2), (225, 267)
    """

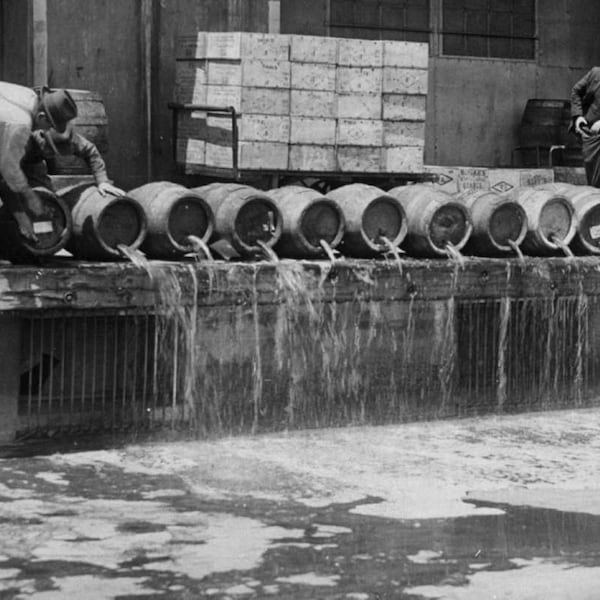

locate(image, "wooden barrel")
(538, 182), (600, 255)
(325, 183), (407, 258)
(518, 99), (572, 147)
(59, 184), (147, 260)
(47, 89), (109, 176)
(266, 186), (345, 258)
(191, 183), (282, 257)
(510, 186), (576, 255)
(454, 189), (527, 256)
(387, 184), (472, 258)
(0, 187), (72, 261)
(127, 181), (214, 259)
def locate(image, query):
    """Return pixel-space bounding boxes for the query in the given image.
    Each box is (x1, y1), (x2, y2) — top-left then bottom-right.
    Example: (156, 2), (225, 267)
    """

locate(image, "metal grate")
(17, 310), (189, 438)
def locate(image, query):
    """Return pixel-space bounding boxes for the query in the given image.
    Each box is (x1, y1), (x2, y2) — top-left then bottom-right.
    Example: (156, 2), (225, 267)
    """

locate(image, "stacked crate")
(174, 32), (428, 173)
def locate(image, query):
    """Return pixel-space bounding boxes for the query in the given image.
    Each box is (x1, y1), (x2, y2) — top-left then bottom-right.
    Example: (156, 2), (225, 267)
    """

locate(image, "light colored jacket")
(0, 81), (39, 194)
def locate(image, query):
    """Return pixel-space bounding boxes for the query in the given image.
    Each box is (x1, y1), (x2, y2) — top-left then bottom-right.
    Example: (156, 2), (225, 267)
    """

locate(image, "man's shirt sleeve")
(0, 122), (32, 193)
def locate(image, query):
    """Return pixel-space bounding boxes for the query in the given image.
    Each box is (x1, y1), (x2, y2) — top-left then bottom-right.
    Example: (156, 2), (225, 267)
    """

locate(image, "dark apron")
(582, 133), (600, 187)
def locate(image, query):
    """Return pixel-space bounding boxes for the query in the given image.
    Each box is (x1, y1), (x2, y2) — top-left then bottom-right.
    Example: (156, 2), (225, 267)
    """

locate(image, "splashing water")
(551, 234), (575, 258)
(117, 245), (151, 273)
(186, 235), (213, 261)
(319, 239), (338, 263)
(445, 242), (466, 268)
(508, 239), (526, 265)
(257, 240), (279, 262)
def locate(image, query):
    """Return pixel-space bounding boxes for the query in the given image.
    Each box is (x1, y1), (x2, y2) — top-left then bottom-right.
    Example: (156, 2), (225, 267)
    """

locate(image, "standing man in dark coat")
(571, 66), (600, 187)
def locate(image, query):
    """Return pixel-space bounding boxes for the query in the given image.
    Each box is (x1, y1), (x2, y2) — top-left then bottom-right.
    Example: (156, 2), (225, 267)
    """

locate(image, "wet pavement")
(2, 408), (600, 598)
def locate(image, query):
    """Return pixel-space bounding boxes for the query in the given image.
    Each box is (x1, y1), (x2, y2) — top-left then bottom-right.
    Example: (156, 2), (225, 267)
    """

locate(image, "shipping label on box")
(206, 85), (242, 111)
(240, 114), (290, 143)
(337, 93), (381, 119)
(291, 62), (336, 91)
(242, 87), (290, 115)
(337, 146), (382, 172)
(424, 166), (461, 193)
(290, 90), (336, 117)
(242, 59), (290, 88)
(383, 146), (424, 173)
(383, 41), (428, 68)
(205, 142), (234, 168)
(383, 67), (428, 94)
(239, 141), (288, 169)
(290, 35), (338, 64)
(241, 33), (290, 62)
(382, 94), (427, 120)
(290, 117), (336, 145)
(424, 166), (554, 194)
(289, 144), (337, 171)
(337, 39), (383, 67)
(337, 119), (383, 147)
(383, 121), (425, 146)
(336, 67), (382, 94)
(205, 32), (241, 60)
(207, 60), (242, 86)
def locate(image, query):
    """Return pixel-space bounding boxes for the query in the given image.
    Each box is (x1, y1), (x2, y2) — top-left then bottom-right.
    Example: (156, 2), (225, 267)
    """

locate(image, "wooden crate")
(337, 93), (381, 119)
(242, 87), (290, 115)
(383, 146), (424, 172)
(337, 146), (382, 172)
(290, 35), (337, 64)
(337, 119), (383, 147)
(289, 144), (337, 171)
(290, 117), (336, 145)
(291, 62), (337, 91)
(241, 33), (290, 62)
(382, 94), (427, 121)
(336, 67), (382, 94)
(383, 121), (425, 146)
(383, 41), (428, 68)
(242, 60), (290, 89)
(337, 39), (383, 67)
(290, 90), (336, 118)
(383, 67), (428, 95)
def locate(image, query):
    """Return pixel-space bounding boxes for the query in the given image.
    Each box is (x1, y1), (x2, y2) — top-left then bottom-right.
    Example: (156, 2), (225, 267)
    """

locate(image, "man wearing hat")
(0, 82), (122, 243)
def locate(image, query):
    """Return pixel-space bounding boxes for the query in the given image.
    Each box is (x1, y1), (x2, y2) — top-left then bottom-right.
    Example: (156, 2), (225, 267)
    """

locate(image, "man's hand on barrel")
(23, 188), (45, 218)
(98, 182), (125, 197)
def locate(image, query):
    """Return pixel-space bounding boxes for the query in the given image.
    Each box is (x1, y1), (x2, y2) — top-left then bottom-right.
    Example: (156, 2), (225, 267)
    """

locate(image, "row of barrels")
(2, 180), (600, 262)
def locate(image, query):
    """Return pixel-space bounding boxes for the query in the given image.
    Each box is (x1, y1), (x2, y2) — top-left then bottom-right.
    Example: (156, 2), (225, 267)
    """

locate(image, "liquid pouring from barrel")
(510, 186), (576, 256)
(266, 185), (345, 259)
(454, 189), (527, 256)
(191, 183), (282, 259)
(127, 181), (214, 259)
(59, 184), (147, 260)
(326, 183), (407, 258)
(537, 182), (600, 255)
(387, 184), (472, 258)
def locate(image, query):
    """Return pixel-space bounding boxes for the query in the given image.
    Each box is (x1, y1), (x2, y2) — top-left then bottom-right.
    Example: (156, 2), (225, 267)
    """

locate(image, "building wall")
(2, 0), (600, 187)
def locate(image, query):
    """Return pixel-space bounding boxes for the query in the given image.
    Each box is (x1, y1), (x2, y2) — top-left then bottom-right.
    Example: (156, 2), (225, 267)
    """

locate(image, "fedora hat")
(40, 88), (77, 133)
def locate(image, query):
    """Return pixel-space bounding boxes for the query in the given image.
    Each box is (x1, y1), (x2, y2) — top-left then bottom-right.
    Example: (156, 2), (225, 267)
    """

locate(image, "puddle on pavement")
(1, 458), (600, 597)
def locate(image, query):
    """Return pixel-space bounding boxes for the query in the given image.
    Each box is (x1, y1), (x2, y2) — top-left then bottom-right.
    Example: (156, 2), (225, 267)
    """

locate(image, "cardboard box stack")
(174, 32), (428, 173)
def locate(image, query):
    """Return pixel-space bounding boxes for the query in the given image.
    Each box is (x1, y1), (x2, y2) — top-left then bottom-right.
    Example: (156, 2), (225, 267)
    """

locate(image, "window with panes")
(442, 0), (536, 60)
